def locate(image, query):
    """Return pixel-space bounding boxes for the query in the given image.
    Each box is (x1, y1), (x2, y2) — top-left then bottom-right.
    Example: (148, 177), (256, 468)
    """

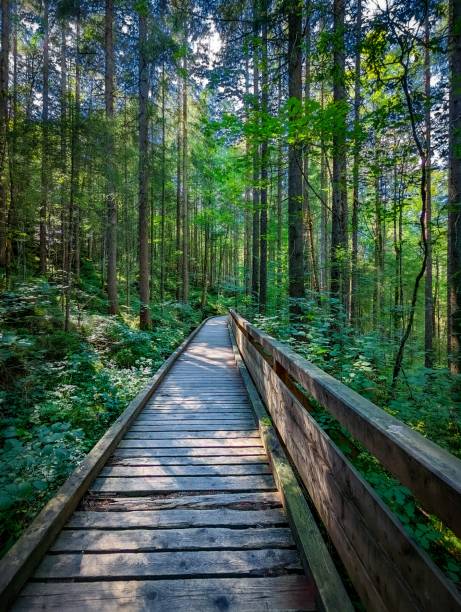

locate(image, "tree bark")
(39, 0), (49, 275)
(287, 0), (305, 310)
(424, 6), (433, 368)
(160, 61), (166, 303)
(181, 29), (189, 303)
(105, 0), (118, 314)
(138, 11), (150, 329)
(251, 0), (260, 305)
(448, 0), (461, 376)
(0, 0), (10, 270)
(351, 0), (362, 324)
(259, 0), (268, 312)
(331, 0), (348, 311)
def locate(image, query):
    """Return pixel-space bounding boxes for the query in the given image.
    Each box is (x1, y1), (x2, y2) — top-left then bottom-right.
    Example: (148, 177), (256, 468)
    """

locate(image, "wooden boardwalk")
(13, 317), (316, 611)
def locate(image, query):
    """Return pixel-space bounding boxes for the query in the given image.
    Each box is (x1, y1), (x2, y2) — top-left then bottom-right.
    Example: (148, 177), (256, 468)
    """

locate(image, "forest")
(0, 0), (461, 598)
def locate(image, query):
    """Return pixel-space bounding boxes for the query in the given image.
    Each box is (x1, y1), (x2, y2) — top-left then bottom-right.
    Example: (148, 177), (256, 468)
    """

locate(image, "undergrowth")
(0, 267), (225, 556)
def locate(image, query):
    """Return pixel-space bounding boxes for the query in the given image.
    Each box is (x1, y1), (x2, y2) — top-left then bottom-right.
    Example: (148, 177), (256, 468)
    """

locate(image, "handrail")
(229, 309), (461, 612)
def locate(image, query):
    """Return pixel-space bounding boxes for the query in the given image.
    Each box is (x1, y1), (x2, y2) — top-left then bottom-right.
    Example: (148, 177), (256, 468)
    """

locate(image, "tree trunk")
(0, 0), (10, 270)
(259, 0), (268, 312)
(39, 0), (49, 275)
(331, 0), (348, 312)
(160, 61), (166, 303)
(60, 23), (67, 279)
(244, 53), (252, 297)
(351, 0), (362, 324)
(424, 7), (433, 368)
(176, 82), (182, 301)
(251, 0), (260, 305)
(181, 31), (189, 303)
(105, 0), (118, 314)
(138, 11), (150, 329)
(277, 53), (283, 301)
(287, 0), (304, 310)
(65, 15), (81, 331)
(448, 0), (461, 376)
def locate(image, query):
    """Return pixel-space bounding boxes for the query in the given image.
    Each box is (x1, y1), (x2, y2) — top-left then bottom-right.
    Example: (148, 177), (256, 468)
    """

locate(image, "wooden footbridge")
(1, 313), (460, 611)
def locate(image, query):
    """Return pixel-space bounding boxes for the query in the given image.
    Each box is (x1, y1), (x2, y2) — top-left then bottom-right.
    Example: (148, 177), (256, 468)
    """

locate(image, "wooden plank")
(230, 309), (461, 538)
(118, 438), (264, 448)
(35, 549), (302, 580)
(112, 447), (266, 458)
(233, 318), (461, 612)
(51, 527), (294, 552)
(136, 413), (253, 418)
(100, 464), (271, 477)
(13, 575), (316, 612)
(132, 418), (255, 424)
(0, 316), (212, 610)
(108, 456), (269, 467)
(124, 430), (260, 439)
(129, 424), (256, 431)
(229, 321), (353, 612)
(67, 508), (288, 529)
(143, 404), (251, 417)
(80, 491), (282, 512)
(91, 474), (276, 493)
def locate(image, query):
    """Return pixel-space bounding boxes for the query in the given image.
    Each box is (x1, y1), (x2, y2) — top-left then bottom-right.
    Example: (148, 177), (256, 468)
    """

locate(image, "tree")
(287, 0), (304, 309)
(0, 0), (9, 270)
(138, 7), (150, 329)
(259, 0), (268, 312)
(448, 0), (461, 376)
(351, 0), (362, 324)
(39, 0), (50, 275)
(251, 0), (260, 305)
(105, 0), (118, 315)
(330, 0), (348, 311)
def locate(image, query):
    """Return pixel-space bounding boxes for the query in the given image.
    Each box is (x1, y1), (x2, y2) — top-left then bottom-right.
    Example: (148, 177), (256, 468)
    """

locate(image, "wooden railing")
(229, 309), (461, 612)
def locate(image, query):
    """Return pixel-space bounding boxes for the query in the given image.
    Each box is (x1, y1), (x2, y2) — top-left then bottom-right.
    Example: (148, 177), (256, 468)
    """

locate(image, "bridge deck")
(13, 317), (316, 611)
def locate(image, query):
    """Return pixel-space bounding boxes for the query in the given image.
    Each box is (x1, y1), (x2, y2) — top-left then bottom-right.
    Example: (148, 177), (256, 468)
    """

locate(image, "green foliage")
(0, 273), (205, 556)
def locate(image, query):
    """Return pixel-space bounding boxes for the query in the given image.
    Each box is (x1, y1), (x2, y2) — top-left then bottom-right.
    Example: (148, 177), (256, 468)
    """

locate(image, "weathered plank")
(35, 549), (302, 580)
(131, 419), (255, 426)
(67, 508), (288, 529)
(129, 424), (256, 432)
(112, 447), (267, 458)
(100, 464), (270, 477)
(0, 316), (212, 610)
(51, 527), (294, 552)
(118, 438), (264, 448)
(13, 576), (316, 612)
(91, 474), (275, 493)
(124, 430), (260, 439)
(80, 491), (282, 512)
(133, 416), (254, 422)
(108, 456), (269, 467)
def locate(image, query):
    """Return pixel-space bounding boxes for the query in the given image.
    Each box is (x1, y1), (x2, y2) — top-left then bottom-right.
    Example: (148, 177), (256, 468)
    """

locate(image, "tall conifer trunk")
(39, 0), (49, 275)
(259, 0), (268, 312)
(105, 0), (118, 314)
(138, 11), (150, 329)
(0, 0), (9, 270)
(448, 0), (461, 375)
(331, 0), (348, 312)
(287, 0), (304, 311)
